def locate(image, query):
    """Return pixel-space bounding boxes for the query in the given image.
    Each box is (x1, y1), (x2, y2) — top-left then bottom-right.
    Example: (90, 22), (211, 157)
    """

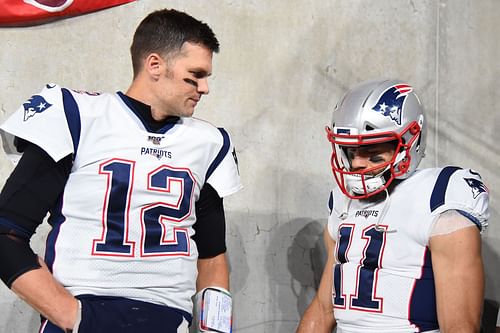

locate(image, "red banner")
(0, 0), (136, 26)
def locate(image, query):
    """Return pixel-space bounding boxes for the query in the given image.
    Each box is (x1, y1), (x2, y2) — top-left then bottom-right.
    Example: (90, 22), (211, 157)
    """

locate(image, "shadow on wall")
(287, 220), (327, 314)
(266, 218), (327, 333)
(226, 222), (250, 295)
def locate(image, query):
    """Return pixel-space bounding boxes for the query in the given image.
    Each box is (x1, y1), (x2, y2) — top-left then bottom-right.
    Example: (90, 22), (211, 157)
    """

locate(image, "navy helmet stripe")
(430, 166), (462, 212)
(61, 88), (81, 159)
(206, 128), (230, 181)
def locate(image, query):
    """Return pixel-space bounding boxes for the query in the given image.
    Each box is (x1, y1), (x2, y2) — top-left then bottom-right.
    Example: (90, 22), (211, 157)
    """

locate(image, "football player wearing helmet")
(297, 79), (489, 333)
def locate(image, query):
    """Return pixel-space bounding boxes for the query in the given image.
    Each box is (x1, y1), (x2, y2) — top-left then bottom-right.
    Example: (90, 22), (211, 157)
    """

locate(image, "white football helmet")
(326, 79), (427, 199)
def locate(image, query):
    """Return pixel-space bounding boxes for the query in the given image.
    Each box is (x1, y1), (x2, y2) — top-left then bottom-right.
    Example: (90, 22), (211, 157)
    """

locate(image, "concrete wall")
(0, 1), (498, 331)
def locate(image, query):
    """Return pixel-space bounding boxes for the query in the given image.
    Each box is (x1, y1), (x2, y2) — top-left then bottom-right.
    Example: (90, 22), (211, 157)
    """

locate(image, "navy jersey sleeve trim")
(61, 88), (81, 158)
(457, 209), (482, 231)
(430, 166), (462, 212)
(205, 128), (230, 181)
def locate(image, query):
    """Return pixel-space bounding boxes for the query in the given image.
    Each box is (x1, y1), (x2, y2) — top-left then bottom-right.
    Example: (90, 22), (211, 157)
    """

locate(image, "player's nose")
(350, 155), (369, 172)
(197, 78), (209, 95)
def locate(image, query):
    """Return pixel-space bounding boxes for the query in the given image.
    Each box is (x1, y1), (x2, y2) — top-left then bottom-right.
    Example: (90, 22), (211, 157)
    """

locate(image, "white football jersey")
(1, 84), (242, 316)
(327, 167), (489, 333)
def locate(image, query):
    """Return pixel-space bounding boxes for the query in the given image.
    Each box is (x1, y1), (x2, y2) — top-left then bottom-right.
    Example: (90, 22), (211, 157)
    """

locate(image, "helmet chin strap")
(339, 197), (351, 220)
(374, 189), (397, 233)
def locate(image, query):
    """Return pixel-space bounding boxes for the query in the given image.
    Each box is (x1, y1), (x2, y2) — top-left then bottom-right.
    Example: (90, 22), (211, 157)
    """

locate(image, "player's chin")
(184, 101), (197, 116)
(179, 107), (195, 118)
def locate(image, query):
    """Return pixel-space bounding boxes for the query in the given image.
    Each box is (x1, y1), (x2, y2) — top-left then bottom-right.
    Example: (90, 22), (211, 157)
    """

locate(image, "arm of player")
(296, 227), (336, 333)
(0, 144), (78, 331)
(197, 252), (230, 291)
(429, 224), (484, 333)
(194, 253), (231, 333)
(11, 257), (79, 331)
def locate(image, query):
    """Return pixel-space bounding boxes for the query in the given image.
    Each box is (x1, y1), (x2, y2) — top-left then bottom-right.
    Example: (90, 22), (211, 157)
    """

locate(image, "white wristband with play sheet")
(194, 287), (232, 333)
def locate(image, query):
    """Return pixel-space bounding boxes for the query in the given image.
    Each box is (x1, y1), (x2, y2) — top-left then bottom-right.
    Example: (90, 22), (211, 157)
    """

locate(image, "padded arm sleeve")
(0, 142), (71, 286)
(0, 231), (40, 287)
(192, 184), (226, 259)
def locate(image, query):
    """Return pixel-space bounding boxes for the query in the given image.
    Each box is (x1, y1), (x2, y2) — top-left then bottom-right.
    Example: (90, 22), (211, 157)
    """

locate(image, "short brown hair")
(130, 9), (219, 77)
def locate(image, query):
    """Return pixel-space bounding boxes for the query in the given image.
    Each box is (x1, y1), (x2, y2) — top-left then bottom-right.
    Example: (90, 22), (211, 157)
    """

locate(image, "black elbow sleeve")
(0, 230), (41, 287)
(193, 184), (227, 259)
(0, 142), (70, 287)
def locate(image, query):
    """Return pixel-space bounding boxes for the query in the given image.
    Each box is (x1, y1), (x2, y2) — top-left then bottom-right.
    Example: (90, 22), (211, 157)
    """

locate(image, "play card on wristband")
(200, 287), (232, 333)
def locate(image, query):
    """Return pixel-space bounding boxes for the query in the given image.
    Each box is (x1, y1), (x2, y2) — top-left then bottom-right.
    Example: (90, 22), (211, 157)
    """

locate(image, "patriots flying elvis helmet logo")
(464, 177), (488, 199)
(23, 95), (52, 121)
(371, 84), (413, 126)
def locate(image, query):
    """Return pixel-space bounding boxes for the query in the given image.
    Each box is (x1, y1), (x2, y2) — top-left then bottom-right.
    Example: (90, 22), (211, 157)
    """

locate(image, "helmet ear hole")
(398, 159), (409, 173)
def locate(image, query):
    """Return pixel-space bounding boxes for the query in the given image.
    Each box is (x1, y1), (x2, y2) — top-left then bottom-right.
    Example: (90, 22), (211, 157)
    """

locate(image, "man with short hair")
(0, 8), (241, 333)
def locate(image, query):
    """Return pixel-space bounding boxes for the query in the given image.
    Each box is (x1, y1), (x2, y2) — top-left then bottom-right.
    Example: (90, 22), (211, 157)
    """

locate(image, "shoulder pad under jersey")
(429, 166), (489, 230)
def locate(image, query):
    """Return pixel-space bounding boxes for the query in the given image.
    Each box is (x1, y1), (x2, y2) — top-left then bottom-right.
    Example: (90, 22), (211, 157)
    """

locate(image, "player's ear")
(144, 53), (165, 80)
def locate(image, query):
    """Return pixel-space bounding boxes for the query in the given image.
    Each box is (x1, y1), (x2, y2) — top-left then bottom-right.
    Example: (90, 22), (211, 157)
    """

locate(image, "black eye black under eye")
(369, 155), (385, 163)
(183, 78), (198, 87)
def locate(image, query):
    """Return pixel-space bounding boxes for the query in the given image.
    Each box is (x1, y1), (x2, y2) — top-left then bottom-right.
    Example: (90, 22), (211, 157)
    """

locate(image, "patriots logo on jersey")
(371, 84), (413, 126)
(464, 177), (488, 199)
(140, 147), (172, 160)
(23, 95), (52, 121)
(355, 210), (379, 219)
